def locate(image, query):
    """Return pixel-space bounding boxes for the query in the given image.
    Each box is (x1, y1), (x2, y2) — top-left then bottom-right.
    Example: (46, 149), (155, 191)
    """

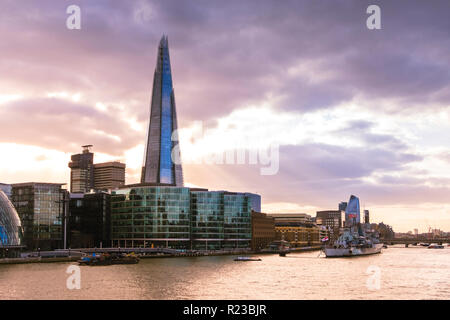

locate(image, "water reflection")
(0, 247), (449, 299)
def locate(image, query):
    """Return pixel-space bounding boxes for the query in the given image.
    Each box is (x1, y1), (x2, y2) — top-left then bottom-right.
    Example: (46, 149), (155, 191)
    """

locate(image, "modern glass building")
(11, 183), (67, 250)
(111, 185), (191, 248)
(191, 190), (225, 250)
(244, 192), (261, 212)
(0, 190), (23, 247)
(68, 192), (111, 248)
(141, 35), (183, 186)
(223, 193), (252, 248)
(345, 195), (361, 225)
(110, 186), (252, 249)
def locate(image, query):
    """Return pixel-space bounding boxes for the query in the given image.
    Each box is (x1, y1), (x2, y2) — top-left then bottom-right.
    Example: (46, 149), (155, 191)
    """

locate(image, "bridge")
(381, 238), (450, 246)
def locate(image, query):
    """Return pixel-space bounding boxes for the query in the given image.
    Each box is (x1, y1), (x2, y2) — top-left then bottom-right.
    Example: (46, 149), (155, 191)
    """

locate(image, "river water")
(0, 246), (449, 300)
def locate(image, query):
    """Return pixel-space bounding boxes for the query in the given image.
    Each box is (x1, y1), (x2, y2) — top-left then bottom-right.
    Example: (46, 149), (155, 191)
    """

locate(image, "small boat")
(234, 256), (261, 261)
(427, 244), (444, 249)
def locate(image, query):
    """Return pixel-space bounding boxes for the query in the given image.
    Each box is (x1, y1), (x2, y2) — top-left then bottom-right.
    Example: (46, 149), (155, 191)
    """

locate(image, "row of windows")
(113, 187), (189, 196)
(112, 227), (190, 233)
(112, 200), (190, 208)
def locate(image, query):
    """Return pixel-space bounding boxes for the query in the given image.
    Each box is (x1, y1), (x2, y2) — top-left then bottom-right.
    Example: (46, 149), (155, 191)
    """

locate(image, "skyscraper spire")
(141, 36), (184, 186)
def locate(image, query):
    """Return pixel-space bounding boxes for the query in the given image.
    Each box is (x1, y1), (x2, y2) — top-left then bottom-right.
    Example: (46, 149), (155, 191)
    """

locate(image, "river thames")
(0, 246), (449, 300)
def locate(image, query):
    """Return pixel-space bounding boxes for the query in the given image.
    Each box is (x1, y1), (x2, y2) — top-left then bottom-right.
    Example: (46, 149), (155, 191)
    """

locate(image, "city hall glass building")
(110, 186), (251, 249)
(0, 190), (23, 247)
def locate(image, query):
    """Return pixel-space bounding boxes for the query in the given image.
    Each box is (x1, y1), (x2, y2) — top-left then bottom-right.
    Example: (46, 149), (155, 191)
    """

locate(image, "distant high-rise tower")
(141, 35), (183, 186)
(364, 209), (370, 224)
(94, 162), (126, 190)
(69, 145), (94, 193)
(345, 195), (360, 225)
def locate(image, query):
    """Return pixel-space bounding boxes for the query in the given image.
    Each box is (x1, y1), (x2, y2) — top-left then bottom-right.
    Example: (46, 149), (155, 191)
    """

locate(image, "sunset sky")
(1, 0), (449, 232)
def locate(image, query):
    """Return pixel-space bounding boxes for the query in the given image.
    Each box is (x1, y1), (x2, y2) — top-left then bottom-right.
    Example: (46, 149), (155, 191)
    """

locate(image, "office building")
(316, 210), (342, 241)
(94, 162), (126, 190)
(364, 209), (370, 224)
(69, 146), (126, 192)
(316, 210), (343, 229)
(141, 36), (183, 186)
(345, 195), (360, 225)
(251, 211), (275, 251)
(267, 213), (321, 247)
(223, 192), (252, 249)
(339, 202), (347, 212)
(68, 145), (94, 193)
(266, 213), (313, 225)
(110, 185), (251, 249)
(11, 183), (67, 250)
(190, 190), (224, 250)
(68, 192), (111, 248)
(274, 225), (320, 247)
(245, 193), (261, 212)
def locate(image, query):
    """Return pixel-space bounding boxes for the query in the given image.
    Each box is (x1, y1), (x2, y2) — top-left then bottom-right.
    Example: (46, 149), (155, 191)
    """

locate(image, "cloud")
(0, 97), (142, 155)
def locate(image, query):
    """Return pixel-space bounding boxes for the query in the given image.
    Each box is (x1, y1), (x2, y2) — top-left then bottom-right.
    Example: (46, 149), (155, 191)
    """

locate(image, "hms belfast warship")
(324, 195), (383, 258)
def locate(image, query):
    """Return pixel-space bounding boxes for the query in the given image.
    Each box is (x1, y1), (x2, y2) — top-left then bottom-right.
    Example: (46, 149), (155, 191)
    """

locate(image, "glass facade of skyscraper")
(159, 41), (174, 184)
(111, 186), (252, 249)
(345, 195), (360, 225)
(142, 36), (184, 186)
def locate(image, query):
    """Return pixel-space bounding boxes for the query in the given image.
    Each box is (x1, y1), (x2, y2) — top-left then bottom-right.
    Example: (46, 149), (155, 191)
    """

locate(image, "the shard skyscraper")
(141, 35), (184, 186)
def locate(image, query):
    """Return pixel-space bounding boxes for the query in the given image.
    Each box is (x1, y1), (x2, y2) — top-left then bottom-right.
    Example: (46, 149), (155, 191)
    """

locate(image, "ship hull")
(324, 243), (383, 258)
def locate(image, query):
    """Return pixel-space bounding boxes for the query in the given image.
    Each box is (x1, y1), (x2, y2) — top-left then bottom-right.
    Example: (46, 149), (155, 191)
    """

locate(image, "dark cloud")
(1, 0), (449, 129)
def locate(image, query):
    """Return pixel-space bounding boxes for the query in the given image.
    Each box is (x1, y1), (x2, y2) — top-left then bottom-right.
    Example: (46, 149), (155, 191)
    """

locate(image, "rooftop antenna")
(82, 145), (93, 153)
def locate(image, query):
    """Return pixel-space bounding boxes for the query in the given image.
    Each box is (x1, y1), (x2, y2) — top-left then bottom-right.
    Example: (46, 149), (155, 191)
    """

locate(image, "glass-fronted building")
(345, 195), (360, 225)
(11, 183), (67, 250)
(244, 193), (261, 212)
(68, 191), (111, 248)
(141, 35), (183, 186)
(111, 185), (191, 248)
(0, 190), (23, 247)
(223, 193), (252, 249)
(111, 185), (252, 249)
(191, 190), (224, 250)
